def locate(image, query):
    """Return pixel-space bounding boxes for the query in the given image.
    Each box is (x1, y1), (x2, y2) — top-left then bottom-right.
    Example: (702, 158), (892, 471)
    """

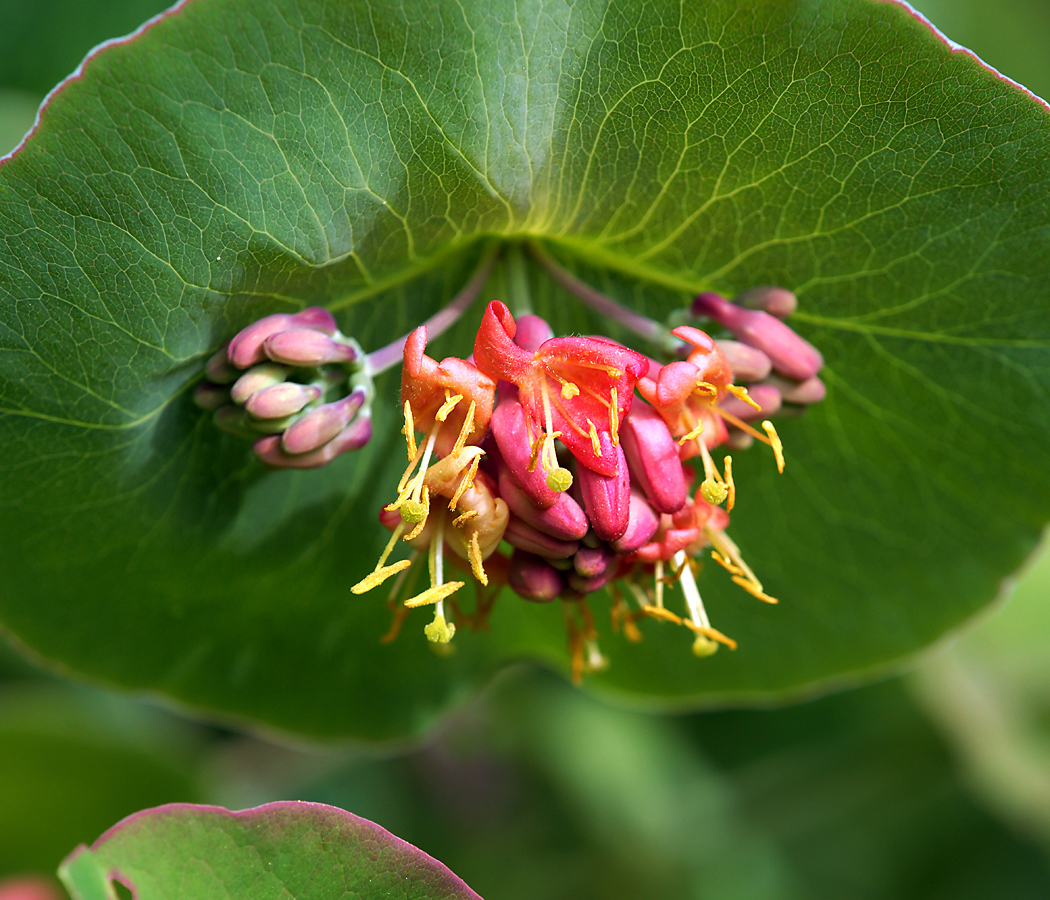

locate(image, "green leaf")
(58, 801), (481, 900)
(1, 0), (1049, 740)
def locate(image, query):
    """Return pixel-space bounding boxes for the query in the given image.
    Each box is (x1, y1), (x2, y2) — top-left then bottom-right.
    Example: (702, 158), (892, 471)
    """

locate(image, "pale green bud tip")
(400, 499), (427, 524)
(692, 635), (719, 657)
(700, 479), (728, 506)
(424, 614), (456, 644)
(547, 467), (573, 493)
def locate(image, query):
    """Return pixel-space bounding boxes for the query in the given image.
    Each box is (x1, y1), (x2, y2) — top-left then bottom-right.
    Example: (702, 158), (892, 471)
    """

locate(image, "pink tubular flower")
(473, 301), (648, 483)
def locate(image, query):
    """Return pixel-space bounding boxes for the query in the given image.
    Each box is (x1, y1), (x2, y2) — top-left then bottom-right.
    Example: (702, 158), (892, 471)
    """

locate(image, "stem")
(366, 243), (501, 375)
(504, 242), (533, 316)
(527, 240), (682, 353)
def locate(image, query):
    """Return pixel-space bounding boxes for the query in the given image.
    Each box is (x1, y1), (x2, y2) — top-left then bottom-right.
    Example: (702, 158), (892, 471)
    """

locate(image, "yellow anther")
(448, 453), (480, 511)
(701, 479), (728, 506)
(351, 559), (412, 595)
(641, 605), (683, 625)
(694, 380), (719, 398)
(404, 580), (465, 609)
(731, 575), (779, 604)
(710, 550), (744, 576)
(682, 620), (738, 650)
(435, 390), (463, 422)
(424, 612), (457, 644)
(547, 466), (573, 493)
(679, 420), (705, 444)
(605, 367), (622, 377)
(609, 387), (619, 447)
(467, 531), (488, 585)
(560, 381), (580, 400)
(762, 420), (785, 473)
(727, 383), (762, 411)
(451, 399), (476, 457)
(452, 509), (478, 527)
(724, 455), (735, 512)
(401, 401), (417, 460)
(587, 419), (602, 457)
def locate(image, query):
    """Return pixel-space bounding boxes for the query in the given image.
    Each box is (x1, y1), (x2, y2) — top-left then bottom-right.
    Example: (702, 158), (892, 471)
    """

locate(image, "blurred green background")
(2, 0), (1050, 895)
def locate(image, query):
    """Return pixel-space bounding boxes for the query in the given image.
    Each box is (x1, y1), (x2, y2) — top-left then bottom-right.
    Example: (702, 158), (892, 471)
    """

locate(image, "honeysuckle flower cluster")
(200, 253), (825, 680)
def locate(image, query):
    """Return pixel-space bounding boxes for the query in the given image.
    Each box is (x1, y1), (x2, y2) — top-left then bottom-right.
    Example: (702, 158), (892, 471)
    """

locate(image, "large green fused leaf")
(1, 0), (1049, 740)
(59, 802), (481, 900)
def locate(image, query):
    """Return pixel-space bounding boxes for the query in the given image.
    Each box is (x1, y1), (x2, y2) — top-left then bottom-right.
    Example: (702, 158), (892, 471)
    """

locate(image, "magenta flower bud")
(734, 285), (798, 318)
(718, 383), (782, 421)
(263, 330), (361, 367)
(764, 374), (827, 406)
(714, 340), (772, 382)
(230, 363), (289, 404)
(567, 566), (618, 595)
(253, 415), (372, 469)
(512, 314), (555, 352)
(619, 402), (687, 514)
(573, 545), (614, 579)
(576, 446), (630, 542)
(490, 396), (560, 508)
(227, 313), (298, 368)
(692, 292), (823, 380)
(245, 382), (323, 420)
(509, 550), (563, 602)
(497, 466), (589, 542)
(280, 389), (367, 455)
(290, 306), (339, 335)
(611, 491), (661, 554)
(504, 516), (579, 559)
(204, 346), (240, 383)
(193, 381), (231, 411)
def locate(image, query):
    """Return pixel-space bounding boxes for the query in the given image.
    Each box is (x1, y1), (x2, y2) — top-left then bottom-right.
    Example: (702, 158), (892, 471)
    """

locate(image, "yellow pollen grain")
(609, 387), (619, 447)
(727, 383), (762, 411)
(424, 612), (456, 643)
(724, 456), (735, 512)
(404, 580), (465, 608)
(467, 531), (488, 585)
(401, 401), (417, 460)
(435, 390), (463, 422)
(587, 419), (602, 457)
(453, 509), (478, 527)
(547, 466), (573, 493)
(762, 420), (785, 473)
(731, 575), (779, 604)
(403, 487), (430, 541)
(351, 559), (412, 595)
(642, 604), (683, 625)
(701, 479), (728, 506)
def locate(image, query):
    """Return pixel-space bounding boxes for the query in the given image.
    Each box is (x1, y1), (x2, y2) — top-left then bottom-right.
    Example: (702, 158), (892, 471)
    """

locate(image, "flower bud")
(503, 516), (579, 559)
(576, 446), (630, 542)
(280, 389), (368, 455)
(253, 415), (372, 469)
(263, 330), (361, 367)
(692, 292), (823, 380)
(734, 285), (798, 318)
(573, 545), (614, 579)
(193, 381), (231, 411)
(204, 346), (240, 383)
(490, 396), (560, 508)
(245, 382), (323, 420)
(230, 363), (289, 404)
(763, 374), (827, 406)
(509, 550), (563, 602)
(713, 340), (772, 382)
(226, 307), (339, 367)
(497, 466), (589, 542)
(567, 566), (618, 595)
(619, 401), (687, 514)
(611, 491), (660, 554)
(512, 314), (555, 352)
(718, 383), (781, 422)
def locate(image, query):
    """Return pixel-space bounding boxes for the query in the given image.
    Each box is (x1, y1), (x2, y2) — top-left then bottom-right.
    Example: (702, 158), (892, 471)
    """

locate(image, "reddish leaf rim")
(63, 801), (483, 900)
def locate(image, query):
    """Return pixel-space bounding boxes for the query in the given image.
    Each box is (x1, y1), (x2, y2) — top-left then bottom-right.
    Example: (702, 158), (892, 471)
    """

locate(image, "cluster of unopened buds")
(196, 245), (825, 680)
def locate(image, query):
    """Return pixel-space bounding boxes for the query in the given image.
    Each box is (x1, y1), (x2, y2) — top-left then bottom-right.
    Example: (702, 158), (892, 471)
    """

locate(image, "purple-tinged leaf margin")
(59, 801), (483, 900)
